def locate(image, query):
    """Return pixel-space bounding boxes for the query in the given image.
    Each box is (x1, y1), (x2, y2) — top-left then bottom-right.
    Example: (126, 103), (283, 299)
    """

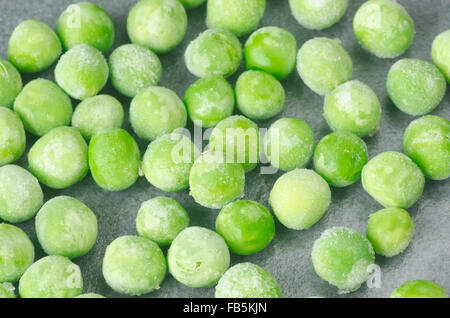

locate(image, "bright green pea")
(8, 19), (62, 73)
(431, 30), (450, 83)
(0, 283), (16, 298)
(28, 127), (88, 189)
(314, 131), (368, 187)
(179, 0), (205, 9)
(0, 107), (26, 167)
(215, 263), (280, 298)
(390, 280), (448, 298)
(216, 200), (275, 255)
(235, 70), (285, 121)
(102, 236), (166, 296)
(0, 58), (22, 108)
(75, 293), (105, 298)
(88, 128), (140, 191)
(14, 79), (73, 136)
(168, 226), (230, 288)
(289, 0), (349, 30)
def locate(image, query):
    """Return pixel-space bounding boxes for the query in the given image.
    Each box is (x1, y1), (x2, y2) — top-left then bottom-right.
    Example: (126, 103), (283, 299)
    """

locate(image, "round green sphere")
(55, 44), (109, 100)
(130, 86), (187, 142)
(168, 226), (230, 288)
(387, 59), (446, 116)
(297, 37), (353, 96)
(362, 151), (425, 209)
(216, 200), (275, 255)
(36, 196), (98, 259)
(88, 128), (140, 191)
(102, 236), (166, 296)
(324, 80), (382, 137)
(127, 0), (187, 54)
(28, 127), (88, 189)
(269, 169), (331, 230)
(235, 70), (285, 121)
(289, 0), (349, 30)
(244, 26), (298, 80)
(0, 165), (43, 223)
(314, 131), (368, 187)
(0, 107), (26, 167)
(215, 263), (280, 298)
(367, 208), (414, 257)
(312, 227), (375, 293)
(0, 283), (15, 298)
(189, 152), (245, 209)
(263, 117), (315, 172)
(19, 255), (83, 298)
(0, 58), (22, 108)
(75, 293), (105, 298)
(206, 0), (266, 37)
(8, 19), (62, 73)
(353, 0), (415, 59)
(179, 0), (205, 9)
(390, 280), (448, 298)
(136, 196), (190, 246)
(0, 223), (34, 283)
(404, 115), (450, 180)
(184, 75), (235, 128)
(109, 44), (162, 98)
(57, 2), (115, 55)
(185, 29), (242, 78)
(71, 94), (124, 141)
(14, 78), (73, 136)
(142, 133), (200, 192)
(432, 30), (450, 83)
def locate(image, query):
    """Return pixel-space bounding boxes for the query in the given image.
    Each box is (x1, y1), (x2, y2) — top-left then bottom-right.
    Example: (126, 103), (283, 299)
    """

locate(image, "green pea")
(179, 0), (205, 9)
(431, 30), (450, 83)
(390, 280), (448, 298)
(0, 283), (15, 298)
(28, 127), (88, 189)
(289, 0), (349, 30)
(0, 107), (26, 167)
(0, 58), (22, 108)
(14, 79), (73, 136)
(88, 128), (140, 191)
(8, 19), (61, 73)
(75, 293), (105, 298)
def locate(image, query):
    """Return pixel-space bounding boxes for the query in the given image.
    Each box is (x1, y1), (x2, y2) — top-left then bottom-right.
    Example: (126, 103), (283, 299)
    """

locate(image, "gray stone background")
(0, 0), (449, 298)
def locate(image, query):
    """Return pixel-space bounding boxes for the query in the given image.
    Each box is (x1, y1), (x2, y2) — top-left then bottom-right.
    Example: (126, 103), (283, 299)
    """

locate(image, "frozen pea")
(235, 70), (285, 121)
(289, 0), (349, 30)
(127, 0), (187, 54)
(75, 293), (105, 298)
(130, 86), (187, 142)
(102, 236), (166, 296)
(189, 151), (245, 209)
(0, 165), (43, 223)
(184, 76), (235, 128)
(216, 200), (275, 255)
(353, 0), (415, 59)
(314, 131), (368, 187)
(367, 208), (414, 257)
(28, 127), (88, 189)
(432, 30), (450, 83)
(324, 80), (382, 137)
(88, 128), (140, 191)
(8, 19), (61, 73)
(297, 37), (353, 96)
(206, 0), (266, 37)
(72, 95), (124, 141)
(362, 151), (425, 209)
(269, 169), (331, 230)
(168, 226), (230, 288)
(57, 2), (115, 55)
(136, 196), (190, 246)
(0, 58), (22, 108)
(390, 280), (448, 298)
(209, 115), (260, 172)
(215, 263), (280, 298)
(55, 44), (109, 100)
(36, 196), (98, 259)
(179, 0), (205, 9)
(312, 227), (375, 293)
(14, 79), (73, 136)
(109, 44), (162, 98)
(19, 255), (83, 298)
(263, 117), (315, 172)
(141, 133), (200, 192)
(0, 223), (34, 283)
(244, 26), (298, 80)
(0, 283), (15, 298)
(185, 29), (242, 78)
(404, 115), (450, 180)
(0, 107), (26, 167)
(387, 59), (446, 116)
